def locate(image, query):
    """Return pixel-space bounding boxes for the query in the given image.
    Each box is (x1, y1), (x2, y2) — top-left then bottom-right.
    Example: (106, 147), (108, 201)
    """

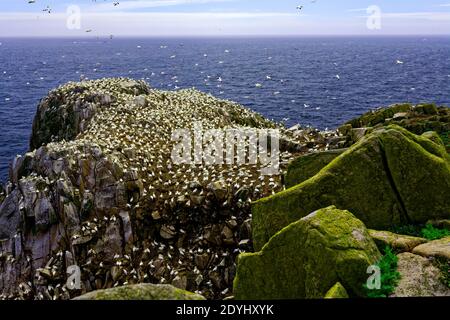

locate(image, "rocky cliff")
(1, 78), (449, 300)
(0, 78), (339, 300)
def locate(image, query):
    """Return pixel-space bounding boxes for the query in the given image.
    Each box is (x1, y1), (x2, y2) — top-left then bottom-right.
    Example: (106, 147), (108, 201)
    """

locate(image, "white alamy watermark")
(366, 5), (382, 30)
(66, 265), (81, 290)
(366, 265), (381, 290)
(171, 122), (280, 175)
(66, 5), (82, 30)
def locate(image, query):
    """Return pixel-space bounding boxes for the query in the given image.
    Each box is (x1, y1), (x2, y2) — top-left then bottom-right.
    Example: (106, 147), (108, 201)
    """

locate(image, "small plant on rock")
(421, 224), (450, 240)
(436, 258), (450, 289)
(391, 224), (422, 237)
(364, 246), (401, 298)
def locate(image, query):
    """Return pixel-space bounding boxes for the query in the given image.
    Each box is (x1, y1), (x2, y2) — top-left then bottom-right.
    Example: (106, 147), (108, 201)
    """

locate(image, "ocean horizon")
(1, 35), (450, 181)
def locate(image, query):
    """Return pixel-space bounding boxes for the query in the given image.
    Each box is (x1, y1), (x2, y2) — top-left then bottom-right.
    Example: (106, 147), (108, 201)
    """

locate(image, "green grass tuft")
(391, 223), (450, 240)
(364, 246), (401, 298)
(390, 224), (422, 237)
(421, 224), (450, 240)
(435, 258), (450, 289)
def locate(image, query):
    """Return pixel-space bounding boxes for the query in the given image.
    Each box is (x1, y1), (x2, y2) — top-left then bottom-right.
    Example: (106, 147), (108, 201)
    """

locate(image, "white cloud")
(89, 0), (235, 11)
(1, 9), (449, 37)
(356, 11), (450, 21)
(346, 8), (369, 13)
(0, 11), (301, 37)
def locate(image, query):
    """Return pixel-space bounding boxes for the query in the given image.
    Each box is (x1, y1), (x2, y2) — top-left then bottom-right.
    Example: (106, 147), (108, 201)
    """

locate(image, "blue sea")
(0, 36), (450, 182)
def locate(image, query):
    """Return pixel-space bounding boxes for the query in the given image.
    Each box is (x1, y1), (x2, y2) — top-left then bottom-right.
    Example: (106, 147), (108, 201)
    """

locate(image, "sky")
(0, 0), (450, 37)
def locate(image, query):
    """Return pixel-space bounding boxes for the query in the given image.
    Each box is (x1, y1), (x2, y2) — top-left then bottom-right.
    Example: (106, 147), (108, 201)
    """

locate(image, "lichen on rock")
(233, 206), (381, 299)
(324, 282), (349, 299)
(72, 283), (205, 300)
(392, 252), (450, 297)
(252, 125), (450, 251)
(368, 230), (427, 253)
(285, 148), (347, 189)
(412, 237), (450, 260)
(342, 103), (450, 139)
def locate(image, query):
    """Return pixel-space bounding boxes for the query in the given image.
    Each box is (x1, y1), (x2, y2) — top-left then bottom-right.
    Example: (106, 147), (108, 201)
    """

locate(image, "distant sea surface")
(0, 36), (450, 182)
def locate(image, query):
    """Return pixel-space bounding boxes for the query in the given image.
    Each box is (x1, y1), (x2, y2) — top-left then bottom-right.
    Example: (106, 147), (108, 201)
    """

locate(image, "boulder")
(427, 220), (450, 231)
(72, 283), (205, 300)
(324, 282), (349, 299)
(344, 103), (450, 136)
(233, 206), (381, 299)
(345, 104), (413, 128)
(392, 252), (450, 297)
(252, 125), (450, 250)
(285, 149), (347, 188)
(30, 79), (150, 150)
(368, 230), (427, 252)
(0, 190), (21, 240)
(412, 237), (450, 260)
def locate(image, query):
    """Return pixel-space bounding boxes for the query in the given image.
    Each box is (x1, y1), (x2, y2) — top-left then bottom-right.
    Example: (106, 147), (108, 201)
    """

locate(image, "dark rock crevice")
(377, 137), (412, 225)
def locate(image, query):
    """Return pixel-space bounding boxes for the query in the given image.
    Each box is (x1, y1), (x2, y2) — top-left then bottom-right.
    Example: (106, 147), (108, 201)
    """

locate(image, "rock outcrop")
(392, 252), (450, 297)
(412, 237), (450, 260)
(233, 206), (381, 299)
(368, 230), (427, 253)
(285, 149), (346, 189)
(73, 283), (205, 300)
(340, 103), (450, 143)
(324, 282), (349, 299)
(0, 78), (343, 300)
(1, 78), (449, 300)
(252, 125), (450, 250)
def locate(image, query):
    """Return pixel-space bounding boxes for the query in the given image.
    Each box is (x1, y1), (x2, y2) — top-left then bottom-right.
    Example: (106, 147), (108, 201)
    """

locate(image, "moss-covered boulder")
(233, 206), (381, 299)
(343, 104), (450, 136)
(369, 230), (427, 253)
(345, 104), (414, 128)
(72, 284), (206, 300)
(252, 125), (450, 250)
(324, 282), (349, 299)
(285, 149), (347, 189)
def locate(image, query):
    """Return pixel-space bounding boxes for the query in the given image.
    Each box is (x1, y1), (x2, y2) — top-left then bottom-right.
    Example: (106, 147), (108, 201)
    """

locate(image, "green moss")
(391, 223), (450, 240)
(440, 131), (450, 153)
(285, 149), (346, 189)
(346, 104), (413, 128)
(436, 258), (450, 289)
(73, 284), (206, 300)
(324, 282), (349, 299)
(421, 224), (450, 240)
(233, 206), (381, 299)
(368, 229), (427, 253)
(252, 125), (450, 251)
(364, 246), (401, 298)
(415, 103), (439, 115)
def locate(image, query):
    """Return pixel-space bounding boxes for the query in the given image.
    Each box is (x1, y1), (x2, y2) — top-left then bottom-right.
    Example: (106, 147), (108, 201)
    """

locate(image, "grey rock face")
(0, 77), (346, 300)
